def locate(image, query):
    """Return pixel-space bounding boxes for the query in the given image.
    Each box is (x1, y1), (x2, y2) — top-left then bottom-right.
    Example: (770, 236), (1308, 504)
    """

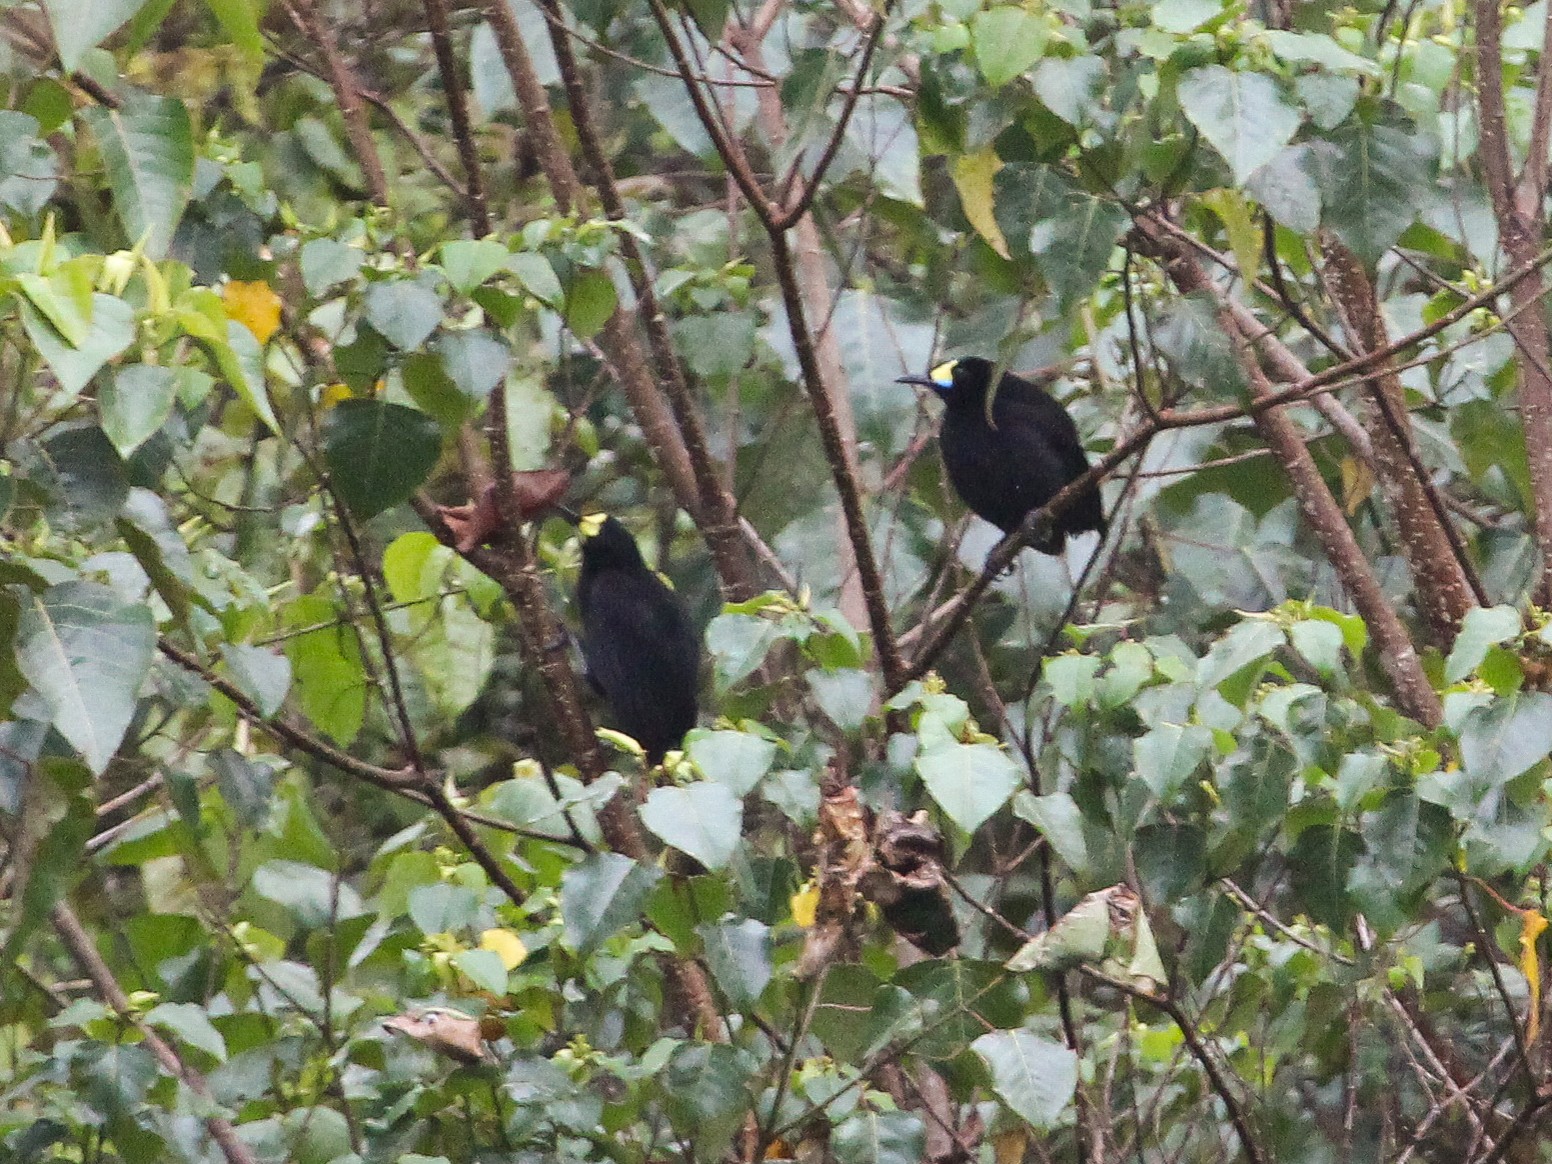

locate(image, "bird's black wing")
(995, 389), (1107, 536)
(580, 571), (700, 755)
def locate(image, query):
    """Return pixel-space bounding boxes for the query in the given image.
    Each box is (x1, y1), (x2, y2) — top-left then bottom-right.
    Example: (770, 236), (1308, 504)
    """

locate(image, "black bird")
(574, 514), (700, 761)
(898, 356), (1106, 554)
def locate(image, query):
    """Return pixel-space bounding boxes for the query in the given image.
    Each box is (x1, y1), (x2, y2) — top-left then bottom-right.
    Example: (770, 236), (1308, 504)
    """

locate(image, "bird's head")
(575, 512), (647, 572)
(897, 356), (995, 403)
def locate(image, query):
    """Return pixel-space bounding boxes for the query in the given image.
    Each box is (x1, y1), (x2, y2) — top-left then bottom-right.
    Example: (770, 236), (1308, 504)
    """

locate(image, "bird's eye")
(929, 359), (957, 389)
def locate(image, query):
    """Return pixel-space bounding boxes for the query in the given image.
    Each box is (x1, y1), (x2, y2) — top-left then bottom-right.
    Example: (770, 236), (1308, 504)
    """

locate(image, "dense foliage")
(5, 0), (1552, 1160)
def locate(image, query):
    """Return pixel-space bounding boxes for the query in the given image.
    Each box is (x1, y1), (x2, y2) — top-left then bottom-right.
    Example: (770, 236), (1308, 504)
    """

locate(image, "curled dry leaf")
(796, 772), (959, 976)
(864, 809), (959, 957)
(437, 469), (571, 551)
(1005, 883), (1165, 991)
(383, 1007), (492, 1064)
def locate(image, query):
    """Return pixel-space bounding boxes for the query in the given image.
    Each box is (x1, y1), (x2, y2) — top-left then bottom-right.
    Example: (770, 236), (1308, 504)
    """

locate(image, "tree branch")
(422, 0), (491, 235)
(52, 901), (260, 1164)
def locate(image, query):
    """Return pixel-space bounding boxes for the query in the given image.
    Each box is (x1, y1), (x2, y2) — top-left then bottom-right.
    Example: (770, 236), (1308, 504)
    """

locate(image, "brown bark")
(1474, 0), (1552, 600)
(53, 902), (260, 1164)
(1146, 223), (1443, 726)
(1320, 239), (1478, 644)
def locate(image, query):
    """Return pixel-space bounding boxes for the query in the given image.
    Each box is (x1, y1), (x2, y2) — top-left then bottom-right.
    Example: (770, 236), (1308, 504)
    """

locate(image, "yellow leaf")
(952, 147), (1010, 260)
(1520, 909), (1547, 1042)
(790, 882), (819, 928)
(319, 382), (353, 409)
(1340, 455), (1375, 515)
(222, 279), (282, 345)
(480, 928), (529, 971)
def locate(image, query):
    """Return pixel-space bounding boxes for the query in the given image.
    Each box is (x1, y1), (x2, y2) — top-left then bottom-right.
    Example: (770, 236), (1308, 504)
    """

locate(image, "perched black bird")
(574, 514), (700, 761)
(898, 356), (1107, 554)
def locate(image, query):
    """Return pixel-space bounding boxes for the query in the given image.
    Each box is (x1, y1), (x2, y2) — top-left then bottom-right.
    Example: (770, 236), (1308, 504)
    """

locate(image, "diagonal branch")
(773, 13), (887, 230)
(53, 901), (260, 1164)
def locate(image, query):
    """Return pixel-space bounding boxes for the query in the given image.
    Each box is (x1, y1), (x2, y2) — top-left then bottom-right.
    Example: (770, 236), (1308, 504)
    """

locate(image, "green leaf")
(503, 373), (553, 469)
(807, 668), (873, 733)
(1260, 30), (1380, 76)
(1247, 144), (1322, 233)
(917, 741), (1020, 834)
(0, 111), (59, 214)
(408, 881), (480, 934)
(299, 238), (365, 297)
(508, 252), (563, 305)
(20, 294), (135, 399)
(1289, 618), (1346, 676)
(116, 488), (197, 627)
(1013, 791), (1089, 873)
(282, 594), (366, 745)
(832, 1109), (926, 1164)
(219, 643), (291, 717)
(561, 852), (663, 953)
(209, 320), (281, 434)
(35, 424), (130, 532)
(1133, 722), (1213, 800)
(971, 1029), (1078, 1129)
(660, 1044), (756, 1158)
(406, 594), (495, 717)
(202, 0), (265, 59)
(1033, 56), (1106, 126)
(1043, 653), (1102, 708)
(364, 280), (443, 351)
(1445, 605), (1522, 683)
(452, 948), (509, 994)
(1200, 188), (1260, 285)
(210, 748), (276, 828)
(640, 782), (743, 870)
(1197, 619), (1287, 694)
(1151, 0), (1222, 33)
(253, 860), (364, 927)
(971, 7), (1048, 88)
(697, 918), (771, 1010)
(434, 330), (508, 401)
(1318, 107), (1433, 267)
(16, 270), (92, 348)
(1288, 824), (1362, 929)
(100, 365), (177, 456)
(1151, 292), (1246, 395)
(484, 769), (620, 846)
(440, 239), (510, 294)
(706, 612), (786, 689)
(145, 1002), (226, 1063)
(323, 400), (443, 519)
(80, 96), (194, 258)
(1177, 66), (1302, 186)
(561, 267), (617, 339)
(686, 729), (776, 795)
(15, 582), (155, 775)
(1457, 692), (1552, 787)
(44, 0), (152, 72)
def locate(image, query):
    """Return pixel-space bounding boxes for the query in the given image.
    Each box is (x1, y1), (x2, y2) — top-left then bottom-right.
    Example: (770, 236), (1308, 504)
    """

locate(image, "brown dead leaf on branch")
(383, 1007), (493, 1065)
(437, 468), (571, 550)
(794, 770), (959, 978)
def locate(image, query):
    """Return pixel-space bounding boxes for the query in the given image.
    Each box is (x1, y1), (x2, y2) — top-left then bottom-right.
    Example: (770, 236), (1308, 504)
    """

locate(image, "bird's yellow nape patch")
(579, 513), (607, 538)
(929, 359), (958, 387)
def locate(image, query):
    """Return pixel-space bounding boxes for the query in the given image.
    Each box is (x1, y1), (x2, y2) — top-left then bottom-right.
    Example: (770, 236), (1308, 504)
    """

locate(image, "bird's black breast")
(939, 386), (1105, 551)
(578, 567), (700, 759)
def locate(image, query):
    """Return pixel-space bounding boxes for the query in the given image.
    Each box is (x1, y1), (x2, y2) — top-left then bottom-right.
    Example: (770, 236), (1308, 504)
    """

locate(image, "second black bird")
(898, 356), (1106, 554)
(575, 514), (700, 762)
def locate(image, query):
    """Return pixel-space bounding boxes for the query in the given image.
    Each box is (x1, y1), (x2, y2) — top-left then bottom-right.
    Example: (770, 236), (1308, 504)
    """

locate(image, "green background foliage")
(3, 0), (1552, 1160)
